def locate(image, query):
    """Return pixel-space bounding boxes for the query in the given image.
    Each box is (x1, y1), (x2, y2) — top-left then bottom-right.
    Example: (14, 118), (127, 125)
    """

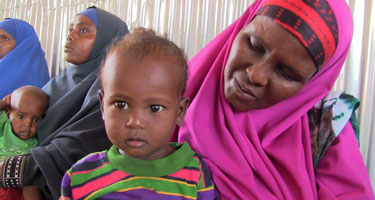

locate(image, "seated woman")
(175, 0), (374, 199)
(0, 7), (128, 199)
(0, 18), (50, 99)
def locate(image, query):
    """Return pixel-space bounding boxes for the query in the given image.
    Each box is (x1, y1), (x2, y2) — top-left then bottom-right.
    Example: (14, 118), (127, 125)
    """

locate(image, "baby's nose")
(23, 118), (33, 127)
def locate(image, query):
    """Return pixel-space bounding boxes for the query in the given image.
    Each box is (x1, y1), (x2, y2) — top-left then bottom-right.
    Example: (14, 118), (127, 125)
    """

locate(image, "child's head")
(8, 86), (49, 140)
(99, 27), (189, 160)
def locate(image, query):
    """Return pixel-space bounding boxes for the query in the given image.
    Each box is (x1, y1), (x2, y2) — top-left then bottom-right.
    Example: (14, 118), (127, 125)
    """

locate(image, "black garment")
(24, 7), (128, 199)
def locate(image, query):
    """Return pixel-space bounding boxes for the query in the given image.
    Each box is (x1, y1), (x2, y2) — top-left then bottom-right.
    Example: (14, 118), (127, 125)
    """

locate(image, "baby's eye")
(114, 101), (128, 110)
(150, 105), (164, 113)
(33, 118), (41, 124)
(17, 115), (25, 120)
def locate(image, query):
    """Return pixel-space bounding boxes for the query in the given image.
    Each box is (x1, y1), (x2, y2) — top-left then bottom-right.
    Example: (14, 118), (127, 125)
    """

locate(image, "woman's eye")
(1, 36), (9, 41)
(278, 65), (296, 81)
(68, 27), (73, 33)
(150, 105), (164, 113)
(248, 37), (254, 49)
(17, 115), (25, 120)
(79, 28), (87, 33)
(114, 101), (128, 109)
(249, 37), (264, 53)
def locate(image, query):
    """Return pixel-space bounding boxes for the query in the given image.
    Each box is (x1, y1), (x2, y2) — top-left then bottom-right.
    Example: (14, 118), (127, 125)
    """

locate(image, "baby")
(60, 27), (217, 199)
(0, 85), (48, 200)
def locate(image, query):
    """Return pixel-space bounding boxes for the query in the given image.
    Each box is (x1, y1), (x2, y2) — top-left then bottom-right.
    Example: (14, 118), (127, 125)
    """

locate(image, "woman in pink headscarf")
(176, 0), (374, 199)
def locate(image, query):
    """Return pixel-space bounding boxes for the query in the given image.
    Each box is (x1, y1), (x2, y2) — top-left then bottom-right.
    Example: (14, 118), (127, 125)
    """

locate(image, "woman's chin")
(64, 57), (85, 65)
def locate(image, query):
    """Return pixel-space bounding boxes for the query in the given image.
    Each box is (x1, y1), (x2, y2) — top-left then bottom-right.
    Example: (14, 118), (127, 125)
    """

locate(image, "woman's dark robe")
(26, 7), (128, 199)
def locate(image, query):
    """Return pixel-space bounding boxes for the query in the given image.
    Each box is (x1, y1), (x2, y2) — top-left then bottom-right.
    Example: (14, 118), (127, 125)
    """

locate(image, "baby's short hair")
(101, 27), (188, 97)
(11, 85), (49, 111)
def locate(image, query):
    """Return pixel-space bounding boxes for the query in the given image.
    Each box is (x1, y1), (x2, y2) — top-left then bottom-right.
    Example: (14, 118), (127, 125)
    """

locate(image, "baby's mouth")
(125, 137), (146, 148)
(18, 131), (31, 139)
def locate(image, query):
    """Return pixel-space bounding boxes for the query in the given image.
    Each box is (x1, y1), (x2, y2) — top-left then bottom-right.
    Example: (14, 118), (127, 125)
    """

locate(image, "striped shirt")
(60, 142), (217, 200)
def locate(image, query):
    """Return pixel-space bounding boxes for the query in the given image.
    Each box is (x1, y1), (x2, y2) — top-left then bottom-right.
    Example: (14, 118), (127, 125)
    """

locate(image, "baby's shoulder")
(70, 151), (109, 172)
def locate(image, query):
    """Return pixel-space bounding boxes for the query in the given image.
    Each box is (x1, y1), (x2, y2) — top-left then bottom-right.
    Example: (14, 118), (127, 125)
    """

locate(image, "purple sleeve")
(197, 188), (217, 200)
(316, 122), (374, 199)
(59, 171), (72, 200)
(197, 157), (218, 199)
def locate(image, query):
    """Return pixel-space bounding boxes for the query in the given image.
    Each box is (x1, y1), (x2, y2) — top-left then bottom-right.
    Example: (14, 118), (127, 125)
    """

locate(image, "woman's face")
(224, 15), (316, 111)
(64, 15), (97, 65)
(0, 28), (16, 60)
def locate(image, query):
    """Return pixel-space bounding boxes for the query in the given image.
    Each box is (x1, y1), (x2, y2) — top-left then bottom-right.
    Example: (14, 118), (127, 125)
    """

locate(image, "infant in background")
(0, 85), (48, 200)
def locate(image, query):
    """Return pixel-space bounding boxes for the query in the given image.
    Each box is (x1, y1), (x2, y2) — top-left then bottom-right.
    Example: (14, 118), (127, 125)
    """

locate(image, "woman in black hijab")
(0, 7), (128, 199)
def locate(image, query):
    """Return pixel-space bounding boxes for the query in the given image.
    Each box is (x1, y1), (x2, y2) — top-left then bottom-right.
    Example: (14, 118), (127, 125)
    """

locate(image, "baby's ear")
(176, 97), (190, 126)
(98, 90), (105, 120)
(3, 94), (11, 115)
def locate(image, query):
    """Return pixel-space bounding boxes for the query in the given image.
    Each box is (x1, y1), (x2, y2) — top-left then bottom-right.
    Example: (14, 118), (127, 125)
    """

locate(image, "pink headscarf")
(177, 0), (373, 199)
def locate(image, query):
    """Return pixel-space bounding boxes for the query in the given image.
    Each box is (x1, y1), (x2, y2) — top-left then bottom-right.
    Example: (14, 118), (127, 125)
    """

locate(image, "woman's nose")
(67, 30), (77, 41)
(245, 61), (270, 87)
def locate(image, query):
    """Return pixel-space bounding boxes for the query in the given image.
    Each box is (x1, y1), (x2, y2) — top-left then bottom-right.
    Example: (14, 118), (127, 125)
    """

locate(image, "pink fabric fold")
(177, 0), (374, 199)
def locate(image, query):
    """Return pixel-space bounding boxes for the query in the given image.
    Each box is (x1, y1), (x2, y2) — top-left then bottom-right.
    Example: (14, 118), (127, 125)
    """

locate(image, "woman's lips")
(64, 45), (74, 53)
(234, 78), (257, 101)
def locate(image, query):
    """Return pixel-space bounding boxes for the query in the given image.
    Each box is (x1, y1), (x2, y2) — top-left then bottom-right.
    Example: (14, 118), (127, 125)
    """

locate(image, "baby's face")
(9, 93), (46, 140)
(99, 53), (189, 160)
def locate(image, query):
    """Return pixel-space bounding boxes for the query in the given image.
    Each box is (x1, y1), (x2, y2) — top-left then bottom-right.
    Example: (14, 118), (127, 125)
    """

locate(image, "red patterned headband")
(257, 0), (338, 68)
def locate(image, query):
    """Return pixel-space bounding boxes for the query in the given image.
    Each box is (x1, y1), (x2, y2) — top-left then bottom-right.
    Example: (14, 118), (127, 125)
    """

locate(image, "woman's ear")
(176, 97), (190, 126)
(98, 89), (105, 120)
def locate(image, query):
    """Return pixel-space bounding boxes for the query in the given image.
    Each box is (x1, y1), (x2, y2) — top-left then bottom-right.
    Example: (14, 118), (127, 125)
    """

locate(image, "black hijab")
(30, 7), (128, 199)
